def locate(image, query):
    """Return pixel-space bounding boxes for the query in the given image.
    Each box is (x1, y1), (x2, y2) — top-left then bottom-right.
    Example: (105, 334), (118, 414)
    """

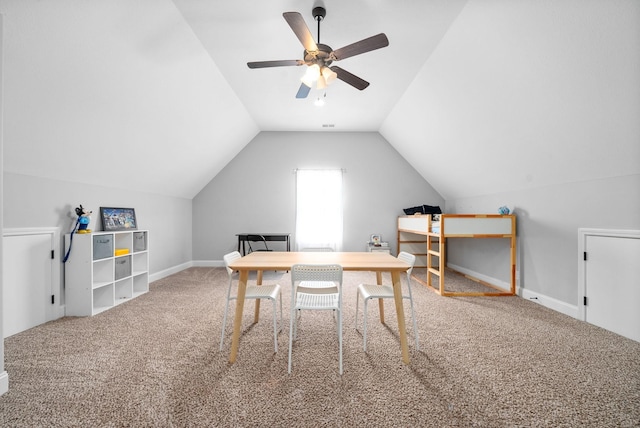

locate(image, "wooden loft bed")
(397, 214), (516, 297)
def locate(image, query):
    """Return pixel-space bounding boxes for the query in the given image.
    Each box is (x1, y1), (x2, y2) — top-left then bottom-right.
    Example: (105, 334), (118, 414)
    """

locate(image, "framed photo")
(370, 234), (381, 245)
(100, 207), (137, 231)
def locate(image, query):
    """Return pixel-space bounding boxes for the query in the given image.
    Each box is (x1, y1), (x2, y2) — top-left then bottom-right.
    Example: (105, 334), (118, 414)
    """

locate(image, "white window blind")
(295, 169), (343, 251)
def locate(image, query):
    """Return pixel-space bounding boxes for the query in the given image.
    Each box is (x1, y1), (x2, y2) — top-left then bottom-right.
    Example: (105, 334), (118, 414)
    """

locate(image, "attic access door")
(2, 228), (61, 338)
(579, 229), (640, 342)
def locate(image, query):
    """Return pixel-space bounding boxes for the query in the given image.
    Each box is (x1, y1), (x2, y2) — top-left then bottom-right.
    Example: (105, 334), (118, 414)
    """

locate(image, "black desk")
(236, 233), (291, 256)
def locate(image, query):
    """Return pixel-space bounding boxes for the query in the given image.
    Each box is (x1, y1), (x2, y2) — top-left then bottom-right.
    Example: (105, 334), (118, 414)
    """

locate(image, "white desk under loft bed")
(397, 214), (516, 296)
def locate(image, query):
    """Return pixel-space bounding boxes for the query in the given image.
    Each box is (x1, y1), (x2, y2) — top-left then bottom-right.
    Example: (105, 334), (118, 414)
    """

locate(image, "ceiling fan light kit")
(322, 66), (338, 85)
(302, 65), (337, 90)
(247, 6), (388, 99)
(301, 64), (320, 87)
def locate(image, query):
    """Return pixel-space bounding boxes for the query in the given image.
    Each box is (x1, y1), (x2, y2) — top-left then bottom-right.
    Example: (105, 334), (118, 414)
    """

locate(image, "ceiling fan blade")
(332, 33), (389, 61)
(295, 83), (311, 99)
(330, 66), (370, 90)
(247, 60), (305, 69)
(283, 12), (318, 53)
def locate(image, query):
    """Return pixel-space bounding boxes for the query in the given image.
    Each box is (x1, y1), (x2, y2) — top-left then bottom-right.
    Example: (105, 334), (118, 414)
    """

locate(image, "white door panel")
(585, 235), (640, 342)
(3, 233), (53, 338)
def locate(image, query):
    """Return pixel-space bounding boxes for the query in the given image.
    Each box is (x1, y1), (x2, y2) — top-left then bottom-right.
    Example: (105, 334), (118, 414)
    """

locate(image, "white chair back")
(223, 251), (242, 277)
(397, 251), (416, 278)
(292, 264), (342, 295)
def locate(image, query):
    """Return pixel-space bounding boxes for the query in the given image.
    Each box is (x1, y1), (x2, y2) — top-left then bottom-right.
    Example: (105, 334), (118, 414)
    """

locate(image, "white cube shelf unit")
(64, 230), (149, 316)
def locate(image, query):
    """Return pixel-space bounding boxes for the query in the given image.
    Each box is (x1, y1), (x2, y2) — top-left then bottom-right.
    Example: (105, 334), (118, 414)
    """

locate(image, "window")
(295, 169), (343, 251)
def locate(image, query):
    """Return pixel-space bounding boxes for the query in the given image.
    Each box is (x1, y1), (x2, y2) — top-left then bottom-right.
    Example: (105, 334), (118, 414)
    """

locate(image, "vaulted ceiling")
(2, 0), (638, 200)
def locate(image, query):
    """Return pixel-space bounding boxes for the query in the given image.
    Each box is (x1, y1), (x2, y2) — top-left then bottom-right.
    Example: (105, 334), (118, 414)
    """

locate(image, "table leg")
(376, 271), (385, 324)
(391, 270), (410, 364)
(254, 270), (263, 323)
(229, 269), (249, 363)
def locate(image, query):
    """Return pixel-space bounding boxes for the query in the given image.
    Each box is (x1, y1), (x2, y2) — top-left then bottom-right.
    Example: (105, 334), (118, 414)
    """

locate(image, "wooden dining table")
(227, 251), (412, 364)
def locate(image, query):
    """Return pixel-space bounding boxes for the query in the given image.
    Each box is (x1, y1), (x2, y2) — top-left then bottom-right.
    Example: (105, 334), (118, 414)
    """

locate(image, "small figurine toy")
(75, 204), (93, 234)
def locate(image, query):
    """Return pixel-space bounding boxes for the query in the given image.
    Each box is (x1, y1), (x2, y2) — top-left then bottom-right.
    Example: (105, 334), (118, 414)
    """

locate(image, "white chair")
(355, 251), (420, 351)
(299, 247), (337, 292)
(219, 251), (282, 353)
(288, 264), (344, 374)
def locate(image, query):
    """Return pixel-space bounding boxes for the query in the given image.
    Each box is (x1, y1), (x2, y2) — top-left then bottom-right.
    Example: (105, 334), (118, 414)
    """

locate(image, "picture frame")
(100, 207), (137, 231)
(370, 234), (381, 245)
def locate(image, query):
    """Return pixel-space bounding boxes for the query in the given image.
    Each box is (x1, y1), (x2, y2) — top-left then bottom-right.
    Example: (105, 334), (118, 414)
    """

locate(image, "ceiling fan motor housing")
(304, 43), (333, 67)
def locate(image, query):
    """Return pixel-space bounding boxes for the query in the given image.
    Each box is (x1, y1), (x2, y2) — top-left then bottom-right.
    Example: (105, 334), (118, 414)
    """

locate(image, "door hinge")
(51, 295), (55, 304)
(51, 250), (55, 259)
(583, 251), (587, 261)
(583, 296), (588, 306)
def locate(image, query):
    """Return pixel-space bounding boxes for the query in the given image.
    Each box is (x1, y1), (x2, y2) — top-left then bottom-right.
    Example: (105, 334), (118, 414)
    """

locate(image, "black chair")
(246, 234), (272, 253)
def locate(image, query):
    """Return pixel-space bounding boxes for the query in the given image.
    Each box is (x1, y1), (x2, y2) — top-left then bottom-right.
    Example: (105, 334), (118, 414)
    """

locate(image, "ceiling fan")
(247, 6), (389, 99)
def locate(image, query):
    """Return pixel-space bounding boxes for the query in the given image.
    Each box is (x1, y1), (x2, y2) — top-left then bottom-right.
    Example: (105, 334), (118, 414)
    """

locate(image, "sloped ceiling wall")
(1, 0), (638, 201)
(170, 0), (469, 133)
(1, 0), (258, 199)
(381, 0), (640, 200)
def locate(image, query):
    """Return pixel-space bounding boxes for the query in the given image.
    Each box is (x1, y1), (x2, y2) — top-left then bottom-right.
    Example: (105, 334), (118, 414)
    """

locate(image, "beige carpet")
(1, 267), (638, 427)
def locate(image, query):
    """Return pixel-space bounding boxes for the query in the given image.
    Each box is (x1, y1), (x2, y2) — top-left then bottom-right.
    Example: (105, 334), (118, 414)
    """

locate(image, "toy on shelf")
(64, 204), (93, 263)
(498, 205), (511, 215)
(74, 204), (93, 234)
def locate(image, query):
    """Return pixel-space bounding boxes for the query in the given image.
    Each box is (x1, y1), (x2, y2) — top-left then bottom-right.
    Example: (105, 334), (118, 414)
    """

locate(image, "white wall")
(0, 13), (8, 396)
(381, 0), (640, 310)
(382, 0), (640, 201)
(2, 173), (193, 284)
(0, 0), (258, 200)
(447, 174), (640, 306)
(1, 0), (637, 339)
(192, 131), (444, 261)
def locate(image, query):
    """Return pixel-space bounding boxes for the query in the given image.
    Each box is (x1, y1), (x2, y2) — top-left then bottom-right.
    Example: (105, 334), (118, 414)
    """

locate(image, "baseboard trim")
(447, 263), (512, 292)
(55, 304), (66, 320)
(0, 371), (8, 396)
(192, 260), (224, 268)
(447, 263), (578, 319)
(149, 261), (193, 283)
(148, 260), (225, 282)
(520, 288), (579, 319)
